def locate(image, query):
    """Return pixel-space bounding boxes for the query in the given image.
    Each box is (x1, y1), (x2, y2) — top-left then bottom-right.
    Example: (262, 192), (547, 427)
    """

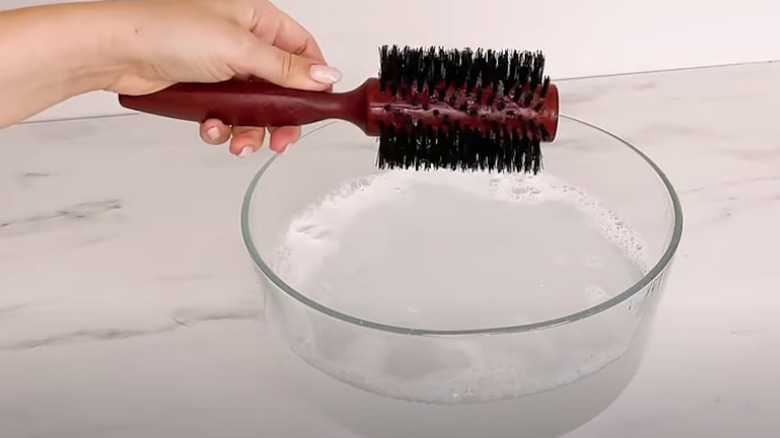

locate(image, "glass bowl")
(241, 116), (683, 438)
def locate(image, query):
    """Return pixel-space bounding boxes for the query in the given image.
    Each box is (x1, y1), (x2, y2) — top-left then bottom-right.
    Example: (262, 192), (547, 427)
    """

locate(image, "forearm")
(0, 1), (134, 128)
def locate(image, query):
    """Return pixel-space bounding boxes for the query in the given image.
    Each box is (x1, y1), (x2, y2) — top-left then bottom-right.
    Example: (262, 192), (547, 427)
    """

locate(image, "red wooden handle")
(118, 79), (365, 129)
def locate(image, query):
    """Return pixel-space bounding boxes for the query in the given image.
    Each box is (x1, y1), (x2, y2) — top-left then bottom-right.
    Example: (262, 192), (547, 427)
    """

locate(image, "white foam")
(273, 169), (648, 283)
(268, 168), (649, 404)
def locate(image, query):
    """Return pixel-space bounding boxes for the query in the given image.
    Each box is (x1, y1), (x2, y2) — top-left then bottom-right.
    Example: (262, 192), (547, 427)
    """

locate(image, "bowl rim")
(240, 115), (684, 337)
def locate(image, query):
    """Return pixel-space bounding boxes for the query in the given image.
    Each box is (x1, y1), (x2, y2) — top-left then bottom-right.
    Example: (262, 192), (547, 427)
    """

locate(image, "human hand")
(108, 0), (340, 156)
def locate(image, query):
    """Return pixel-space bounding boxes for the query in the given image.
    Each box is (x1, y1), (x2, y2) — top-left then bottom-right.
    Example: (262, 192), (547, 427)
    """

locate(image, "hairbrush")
(118, 45), (559, 173)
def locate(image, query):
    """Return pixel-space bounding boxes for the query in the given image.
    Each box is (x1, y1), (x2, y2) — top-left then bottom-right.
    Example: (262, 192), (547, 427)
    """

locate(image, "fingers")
(199, 2), (335, 156)
(229, 126), (266, 157)
(252, 2), (327, 64)
(200, 120), (264, 157)
(268, 126), (301, 153)
(200, 119), (231, 145)
(198, 120), (301, 157)
(231, 2), (340, 90)
(233, 38), (340, 91)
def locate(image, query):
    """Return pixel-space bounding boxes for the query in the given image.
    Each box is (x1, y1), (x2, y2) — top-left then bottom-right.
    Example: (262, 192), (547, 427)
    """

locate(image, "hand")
(108, 0), (341, 156)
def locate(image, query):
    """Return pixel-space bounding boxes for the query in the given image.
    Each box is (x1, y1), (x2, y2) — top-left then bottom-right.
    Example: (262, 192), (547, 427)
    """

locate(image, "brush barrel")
(117, 79), (368, 129)
(367, 82), (560, 142)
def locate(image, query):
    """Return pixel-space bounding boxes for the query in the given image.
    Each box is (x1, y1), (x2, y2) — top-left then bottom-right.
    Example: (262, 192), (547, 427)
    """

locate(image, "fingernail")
(239, 146), (255, 157)
(206, 126), (220, 141)
(277, 143), (292, 153)
(310, 64), (342, 85)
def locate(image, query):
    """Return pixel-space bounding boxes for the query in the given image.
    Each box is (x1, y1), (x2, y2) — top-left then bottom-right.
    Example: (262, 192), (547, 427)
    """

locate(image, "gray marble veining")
(2, 61), (780, 437)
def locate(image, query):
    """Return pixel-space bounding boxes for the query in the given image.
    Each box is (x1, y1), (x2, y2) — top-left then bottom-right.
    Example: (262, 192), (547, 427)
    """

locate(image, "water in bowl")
(274, 169), (645, 331)
(266, 168), (648, 438)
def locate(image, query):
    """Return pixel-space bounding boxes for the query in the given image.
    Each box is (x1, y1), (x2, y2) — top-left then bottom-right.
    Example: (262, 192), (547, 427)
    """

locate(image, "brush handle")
(118, 79), (368, 130)
(118, 77), (558, 141)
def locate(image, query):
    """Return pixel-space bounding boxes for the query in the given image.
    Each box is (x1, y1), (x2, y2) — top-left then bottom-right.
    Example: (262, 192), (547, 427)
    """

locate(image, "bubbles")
(290, 220), (333, 243)
(470, 174), (649, 272)
(272, 166), (649, 316)
(511, 185), (529, 194)
(293, 223), (315, 234)
(586, 285), (607, 304)
(287, 335), (630, 406)
(273, 167), (649, 298)
(267, 168), (647, 405)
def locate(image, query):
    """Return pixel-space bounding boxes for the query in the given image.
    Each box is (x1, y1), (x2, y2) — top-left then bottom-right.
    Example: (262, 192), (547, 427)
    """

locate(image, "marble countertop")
(2, 61), (779, 437)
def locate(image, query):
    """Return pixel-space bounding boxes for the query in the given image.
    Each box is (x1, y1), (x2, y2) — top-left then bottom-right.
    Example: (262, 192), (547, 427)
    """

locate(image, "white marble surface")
(2, 61), (780, 437)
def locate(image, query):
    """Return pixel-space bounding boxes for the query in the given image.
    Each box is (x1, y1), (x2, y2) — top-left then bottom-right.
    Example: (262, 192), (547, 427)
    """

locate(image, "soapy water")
(266, 329), (647, 438)
(272, 169), (647, 322)
(267, 169), (650, 406)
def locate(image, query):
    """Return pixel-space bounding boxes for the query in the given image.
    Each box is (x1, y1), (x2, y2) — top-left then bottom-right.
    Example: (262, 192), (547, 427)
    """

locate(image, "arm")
(0, 0), (341, 156)
(0, 2), (127, 128)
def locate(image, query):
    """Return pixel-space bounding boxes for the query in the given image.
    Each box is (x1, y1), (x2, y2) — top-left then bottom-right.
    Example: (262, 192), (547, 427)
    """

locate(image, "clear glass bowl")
(241, 116), (683, 438)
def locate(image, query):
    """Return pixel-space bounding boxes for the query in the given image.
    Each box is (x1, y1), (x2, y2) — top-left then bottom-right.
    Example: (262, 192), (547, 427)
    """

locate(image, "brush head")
(372, 45), (558, 174)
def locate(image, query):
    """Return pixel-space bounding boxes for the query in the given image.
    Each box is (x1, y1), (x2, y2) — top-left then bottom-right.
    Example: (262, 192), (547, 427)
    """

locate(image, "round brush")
(118, 45), (560, 173)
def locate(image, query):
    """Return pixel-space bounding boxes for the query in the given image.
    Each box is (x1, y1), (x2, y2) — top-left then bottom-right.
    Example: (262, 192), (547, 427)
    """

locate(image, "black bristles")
(379, 45), (548, 100)
(377, 122), (542, 174)
(376, 45), (550, 174)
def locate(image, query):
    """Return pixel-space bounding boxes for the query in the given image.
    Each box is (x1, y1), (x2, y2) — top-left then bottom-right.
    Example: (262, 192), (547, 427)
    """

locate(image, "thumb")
(238, 38), (342, 91)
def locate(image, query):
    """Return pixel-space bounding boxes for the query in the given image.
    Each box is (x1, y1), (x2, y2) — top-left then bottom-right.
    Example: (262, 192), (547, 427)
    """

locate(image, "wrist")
(78, 0), (184, 94)
(51, 1), (139, 93)
(0, 1), (147, 126)
(0, 2), (130, 98)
